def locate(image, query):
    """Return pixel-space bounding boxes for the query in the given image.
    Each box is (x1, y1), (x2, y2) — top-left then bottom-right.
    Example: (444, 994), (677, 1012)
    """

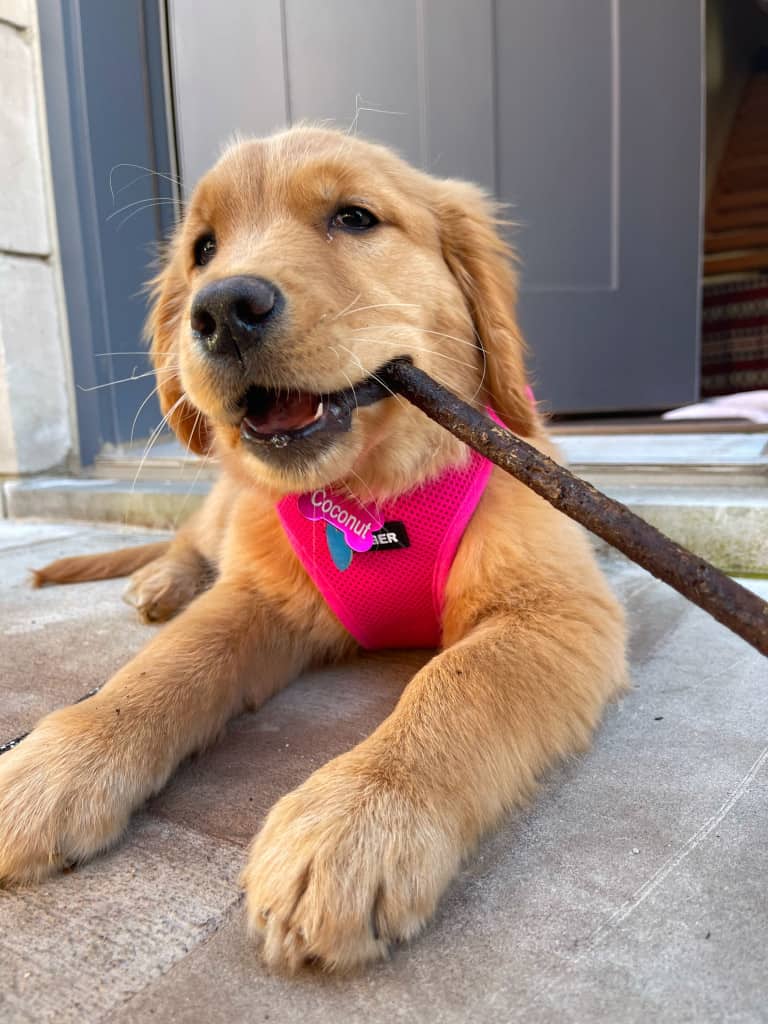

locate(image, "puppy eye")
(194, 233), (217, 266)
(331, 206), (379, 232)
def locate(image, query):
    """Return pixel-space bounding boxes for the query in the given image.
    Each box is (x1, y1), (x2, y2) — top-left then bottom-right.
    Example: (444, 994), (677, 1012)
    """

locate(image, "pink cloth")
(276, 413), (502, 650)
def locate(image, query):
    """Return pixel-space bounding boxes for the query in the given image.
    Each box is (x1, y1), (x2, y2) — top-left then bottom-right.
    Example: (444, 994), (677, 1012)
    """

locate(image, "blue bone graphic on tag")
(325, 524), (353, 571)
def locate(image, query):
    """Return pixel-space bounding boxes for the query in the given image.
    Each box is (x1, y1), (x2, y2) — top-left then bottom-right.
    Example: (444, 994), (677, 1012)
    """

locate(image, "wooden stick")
(382, 360), (768, 657)
(2, 363), (765, 758)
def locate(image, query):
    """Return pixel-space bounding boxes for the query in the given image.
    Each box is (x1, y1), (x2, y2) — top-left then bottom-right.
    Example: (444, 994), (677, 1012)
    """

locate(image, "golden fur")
(0, 127), (627, 971)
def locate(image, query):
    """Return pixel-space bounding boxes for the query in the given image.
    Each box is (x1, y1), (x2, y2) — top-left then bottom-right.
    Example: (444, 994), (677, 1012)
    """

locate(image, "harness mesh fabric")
(276, 415), (501, 650)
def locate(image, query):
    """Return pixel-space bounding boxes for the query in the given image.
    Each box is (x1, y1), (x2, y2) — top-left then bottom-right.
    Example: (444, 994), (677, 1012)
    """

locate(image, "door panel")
(39, 0), (175, 457)
(169, 0), (703, 413)
(170, 0), (288, 186)
(496, 0), (615, 291)
(284, 0), (423, 159)
(511, 0), (703, 412)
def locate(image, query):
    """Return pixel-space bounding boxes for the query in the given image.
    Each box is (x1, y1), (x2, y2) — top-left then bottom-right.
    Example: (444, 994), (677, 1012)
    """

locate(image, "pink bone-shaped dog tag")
(297, 489), (383, 552)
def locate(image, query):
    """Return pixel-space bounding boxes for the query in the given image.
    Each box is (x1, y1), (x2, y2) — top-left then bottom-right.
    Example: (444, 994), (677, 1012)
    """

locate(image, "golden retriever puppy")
(0, 127), (627, 971)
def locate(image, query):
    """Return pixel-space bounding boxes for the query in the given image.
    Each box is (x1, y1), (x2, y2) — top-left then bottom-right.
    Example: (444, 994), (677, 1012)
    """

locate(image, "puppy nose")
(190, 276), (283, 359)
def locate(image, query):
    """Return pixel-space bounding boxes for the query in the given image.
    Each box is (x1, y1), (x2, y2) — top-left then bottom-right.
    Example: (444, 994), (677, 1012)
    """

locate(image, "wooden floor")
(705, 70), (768, 278)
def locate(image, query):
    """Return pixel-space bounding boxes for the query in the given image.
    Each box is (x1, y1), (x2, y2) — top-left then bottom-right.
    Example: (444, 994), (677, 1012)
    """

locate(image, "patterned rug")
(701, 276), (768, 396)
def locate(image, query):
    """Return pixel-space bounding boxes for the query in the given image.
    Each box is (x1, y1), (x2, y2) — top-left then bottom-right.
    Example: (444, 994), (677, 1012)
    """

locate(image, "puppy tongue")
(243, 391), (320, 435)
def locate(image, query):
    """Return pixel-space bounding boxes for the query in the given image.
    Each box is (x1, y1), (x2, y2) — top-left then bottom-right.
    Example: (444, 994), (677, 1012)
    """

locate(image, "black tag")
(369, 521), (410, 551)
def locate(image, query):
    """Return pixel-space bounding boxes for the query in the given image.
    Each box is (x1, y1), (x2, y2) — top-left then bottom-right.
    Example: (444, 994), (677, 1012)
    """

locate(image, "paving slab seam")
(146, 807), (251, 855)
(88, 896), (245, 1024)
(104, 899), (246, 1024)
(0, 813), (247, 1024)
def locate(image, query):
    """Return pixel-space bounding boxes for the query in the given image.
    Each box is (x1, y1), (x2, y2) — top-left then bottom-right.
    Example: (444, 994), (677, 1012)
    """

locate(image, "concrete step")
(3, 473), (767, 575)
(2, 476), (208, 531)
(587, 485), (768, 575)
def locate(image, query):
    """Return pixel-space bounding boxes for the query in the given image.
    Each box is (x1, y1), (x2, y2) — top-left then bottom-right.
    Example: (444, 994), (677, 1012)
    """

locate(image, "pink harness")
(276, 414), (501, 650)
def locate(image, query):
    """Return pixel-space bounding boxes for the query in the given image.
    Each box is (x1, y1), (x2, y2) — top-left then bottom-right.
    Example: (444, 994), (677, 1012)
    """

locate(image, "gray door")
(168, 0), (703, 414)
(39, 0), (176, 460)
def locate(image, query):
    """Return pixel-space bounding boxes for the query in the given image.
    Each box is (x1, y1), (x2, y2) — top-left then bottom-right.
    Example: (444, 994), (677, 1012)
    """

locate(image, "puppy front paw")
(242, 757), (460, 972)
(0, 709), (132, 886)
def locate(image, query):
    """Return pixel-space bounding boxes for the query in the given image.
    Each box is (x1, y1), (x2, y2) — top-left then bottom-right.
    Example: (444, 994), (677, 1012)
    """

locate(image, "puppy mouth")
(237, 363), (403, 456)
(240, 388), (332, 444)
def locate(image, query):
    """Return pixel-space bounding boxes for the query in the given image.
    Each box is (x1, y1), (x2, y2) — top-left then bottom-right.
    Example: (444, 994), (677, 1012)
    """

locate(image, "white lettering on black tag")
(369, 521), (410, 551)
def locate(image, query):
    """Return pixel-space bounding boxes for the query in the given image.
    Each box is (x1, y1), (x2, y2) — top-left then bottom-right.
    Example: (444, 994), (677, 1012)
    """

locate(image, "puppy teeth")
(313, 400), (324, 422)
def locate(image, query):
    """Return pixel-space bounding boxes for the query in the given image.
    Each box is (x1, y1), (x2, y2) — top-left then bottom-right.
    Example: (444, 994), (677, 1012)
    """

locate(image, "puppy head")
(148, 126), (537, 497)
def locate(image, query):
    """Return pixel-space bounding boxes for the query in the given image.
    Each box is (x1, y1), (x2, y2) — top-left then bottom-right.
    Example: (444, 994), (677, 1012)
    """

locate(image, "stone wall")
(0, 0), (75, 476)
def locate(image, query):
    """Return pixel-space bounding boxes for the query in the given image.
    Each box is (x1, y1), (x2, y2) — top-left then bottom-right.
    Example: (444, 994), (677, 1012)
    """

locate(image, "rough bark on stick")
(382, 360), (768, 658)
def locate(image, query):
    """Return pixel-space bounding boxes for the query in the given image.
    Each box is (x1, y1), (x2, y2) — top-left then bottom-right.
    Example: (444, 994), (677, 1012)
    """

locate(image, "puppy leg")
(0, 581), (320, 886)
(123, 478), (233, 622)
(243, 597), (626, 971)
(123, 538), (213, 623)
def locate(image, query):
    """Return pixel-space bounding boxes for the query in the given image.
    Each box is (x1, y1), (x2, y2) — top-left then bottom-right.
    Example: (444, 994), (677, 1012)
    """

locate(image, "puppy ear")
(435, 180), (537, 437)
(145, 250), (212, 455)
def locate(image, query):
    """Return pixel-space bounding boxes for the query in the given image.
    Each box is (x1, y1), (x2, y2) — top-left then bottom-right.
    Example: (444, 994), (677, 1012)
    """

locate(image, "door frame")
(37, 0), (179, 464)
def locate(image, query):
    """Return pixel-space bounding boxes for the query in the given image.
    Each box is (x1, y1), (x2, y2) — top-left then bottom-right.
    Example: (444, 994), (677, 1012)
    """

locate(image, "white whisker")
(346, 466), (383, 519)
(77, 368), (173, 392)
(349, 335), (479, 374)
(335, 345), (410, 411)
(352, 322), (480, 352)
(331, 351), (361, 419)
(94, 350), (154, 357)
(187, 407), (203, 457)
(356, 104), (407, 117)
(348, 93), (363, 136)
(347, 94), (407, 136)
(109, 162), (185, 203)
(131, 395), (184, 493)
(130, 378), (167, 445)
(106, 196), (179, 222)
(328, 348), (383, 517)
(350, 322), (487, 403)
(469, 345), (488, 404)
(330, 292), (363, 322)
(334, 302), (420, 321)
(173, 445), (213, 529)
(114, 199), (180, 232)
(78, 365), (179, 393)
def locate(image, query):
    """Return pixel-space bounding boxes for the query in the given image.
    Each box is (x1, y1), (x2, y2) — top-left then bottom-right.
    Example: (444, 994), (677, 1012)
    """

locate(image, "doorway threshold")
(549, 417), (768, 435)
